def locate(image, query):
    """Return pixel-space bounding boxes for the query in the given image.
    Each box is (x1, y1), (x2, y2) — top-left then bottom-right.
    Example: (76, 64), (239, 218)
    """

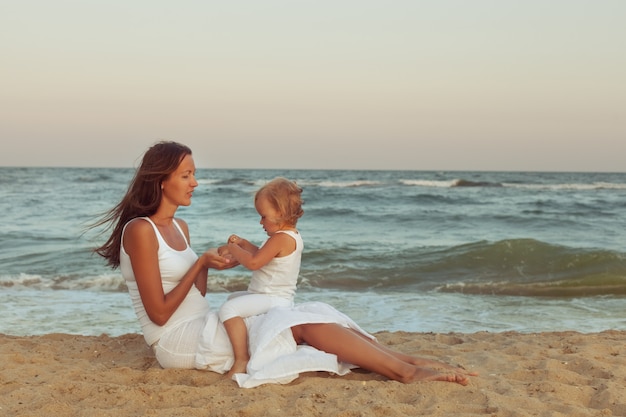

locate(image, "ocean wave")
(300, 239), (626, 297)
(205, 178), (383, 188)
(400, 178), (505, 187)
(4, 240), (625, 298)
(313, 180), (382, 188)
(199, 177), (256, 187)
(400, 178), (626, 191)
(197, 174), (626, 192)
(0, 271), (257, 294)
(438, 275), (626, 297)
(452, 179), (503, 187)
(434, 241), (626, 297)
(196, 178), (222, 185)
(399, 178), (504, 187)
(504, 182), (626, 191)
(74, 173), (116, 183)
(0, 273), (127, 292)
(400, 179), (456, 188)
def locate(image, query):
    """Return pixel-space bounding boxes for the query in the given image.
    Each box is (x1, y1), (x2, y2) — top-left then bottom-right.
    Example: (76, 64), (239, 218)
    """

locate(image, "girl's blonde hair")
(255, 177), (304, 226)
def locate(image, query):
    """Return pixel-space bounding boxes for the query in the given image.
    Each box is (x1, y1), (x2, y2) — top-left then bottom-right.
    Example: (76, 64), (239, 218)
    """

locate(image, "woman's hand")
(217, 244), (231, 257)
(201, 247), (238, 270)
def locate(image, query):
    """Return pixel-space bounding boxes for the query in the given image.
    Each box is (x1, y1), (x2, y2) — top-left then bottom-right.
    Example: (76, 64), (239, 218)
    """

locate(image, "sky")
(1, 0), (625, 171)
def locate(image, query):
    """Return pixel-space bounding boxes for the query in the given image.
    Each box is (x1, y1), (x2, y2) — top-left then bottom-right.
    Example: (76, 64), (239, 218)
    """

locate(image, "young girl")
(219, 177), (304, 376)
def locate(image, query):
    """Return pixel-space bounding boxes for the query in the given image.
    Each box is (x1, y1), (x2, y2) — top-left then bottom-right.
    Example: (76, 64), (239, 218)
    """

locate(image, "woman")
(93, 141), (475, 388)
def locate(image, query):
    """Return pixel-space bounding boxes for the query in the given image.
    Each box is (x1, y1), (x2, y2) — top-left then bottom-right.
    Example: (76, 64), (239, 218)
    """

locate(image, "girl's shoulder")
(277, 228), (299, 235)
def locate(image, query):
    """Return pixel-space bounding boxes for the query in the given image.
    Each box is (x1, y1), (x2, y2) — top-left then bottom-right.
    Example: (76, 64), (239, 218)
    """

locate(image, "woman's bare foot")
(409, 367), (471, 385)
(226, 359), (249, 378)
(409, 358), (478, 378)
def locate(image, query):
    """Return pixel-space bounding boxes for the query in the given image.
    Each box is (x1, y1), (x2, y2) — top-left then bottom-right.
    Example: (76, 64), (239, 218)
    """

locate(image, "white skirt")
(194, 301), (374, 388)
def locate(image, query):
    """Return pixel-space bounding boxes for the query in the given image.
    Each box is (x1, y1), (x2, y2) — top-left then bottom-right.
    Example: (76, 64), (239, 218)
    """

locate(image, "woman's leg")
(348, 328), (477, 375)
(291, 323), (471, 385)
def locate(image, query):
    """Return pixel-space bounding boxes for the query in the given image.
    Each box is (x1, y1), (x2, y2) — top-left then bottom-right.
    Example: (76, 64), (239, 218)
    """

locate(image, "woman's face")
(161, 154), (198, 207)
(255, 195), (283, 236)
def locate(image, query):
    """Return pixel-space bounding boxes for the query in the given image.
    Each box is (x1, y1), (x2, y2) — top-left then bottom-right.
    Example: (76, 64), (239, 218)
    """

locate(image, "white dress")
(120, 217), (373, 388)
(196, 301), (372, 388)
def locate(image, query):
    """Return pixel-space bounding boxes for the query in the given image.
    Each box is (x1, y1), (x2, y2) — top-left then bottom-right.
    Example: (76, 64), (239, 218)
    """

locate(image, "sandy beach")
(1, 330), (624, 417)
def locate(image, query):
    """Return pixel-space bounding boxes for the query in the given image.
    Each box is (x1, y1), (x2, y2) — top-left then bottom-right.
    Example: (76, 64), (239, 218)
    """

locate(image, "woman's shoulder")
(124, 217), (154, 236)
(121, 217), (159, 252)
(173, 217), (189, 228)
(173, 217), (190, 233)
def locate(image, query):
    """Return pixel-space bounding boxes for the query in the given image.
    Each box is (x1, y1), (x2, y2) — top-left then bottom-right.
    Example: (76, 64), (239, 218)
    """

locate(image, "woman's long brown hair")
(91, 141), (192, 268)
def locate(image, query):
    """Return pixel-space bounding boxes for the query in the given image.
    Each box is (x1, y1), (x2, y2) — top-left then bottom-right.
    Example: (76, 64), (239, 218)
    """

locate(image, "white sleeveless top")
(248, 230), (303, 299)
(120, 217), (210, 346)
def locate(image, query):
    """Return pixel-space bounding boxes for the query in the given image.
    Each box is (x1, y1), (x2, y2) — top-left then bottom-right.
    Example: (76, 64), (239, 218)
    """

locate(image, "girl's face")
(161, 154), (198, 207)
(255, 195), (283, 236)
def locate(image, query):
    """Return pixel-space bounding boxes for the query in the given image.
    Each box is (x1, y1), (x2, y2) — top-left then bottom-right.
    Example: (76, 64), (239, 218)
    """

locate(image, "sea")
(1, 167), (625, 337)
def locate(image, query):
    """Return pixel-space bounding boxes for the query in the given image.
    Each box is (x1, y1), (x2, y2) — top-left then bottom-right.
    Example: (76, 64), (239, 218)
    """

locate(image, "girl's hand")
(228, 234), (241, 244)
(217, 245), (234, 260)
(201, 248), (237, 270)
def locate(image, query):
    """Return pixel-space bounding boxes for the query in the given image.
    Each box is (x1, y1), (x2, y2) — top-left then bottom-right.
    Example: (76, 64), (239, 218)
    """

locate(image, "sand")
(1, 330), (624, 417)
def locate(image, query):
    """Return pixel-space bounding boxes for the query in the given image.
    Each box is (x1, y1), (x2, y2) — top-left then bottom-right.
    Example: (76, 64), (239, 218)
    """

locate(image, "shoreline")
(1, 330), (624, 416)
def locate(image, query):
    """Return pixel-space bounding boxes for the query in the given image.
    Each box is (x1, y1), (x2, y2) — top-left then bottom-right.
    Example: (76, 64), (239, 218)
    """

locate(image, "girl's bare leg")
(291, 323), (471, 385)
(223, 316), (249, 376)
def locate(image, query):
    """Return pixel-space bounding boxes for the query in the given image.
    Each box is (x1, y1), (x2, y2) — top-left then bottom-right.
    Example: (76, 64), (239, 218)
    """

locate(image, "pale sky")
(1, 0), (624, 171)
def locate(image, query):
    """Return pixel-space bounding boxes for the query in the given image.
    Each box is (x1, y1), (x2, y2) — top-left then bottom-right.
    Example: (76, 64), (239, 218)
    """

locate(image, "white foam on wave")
(196, 178), (221, 185)
(1, 287), (624, 336)
(505, 182), (626, 191)
(400, 179), (626, 191)
(0, 273), (126, 292)
(317, 180), (381, 188)
(399, 179), (457, 188)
